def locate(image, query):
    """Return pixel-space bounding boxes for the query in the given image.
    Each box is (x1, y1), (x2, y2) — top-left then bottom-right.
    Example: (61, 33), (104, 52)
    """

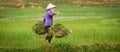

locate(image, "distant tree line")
(0, 0), (119, 9)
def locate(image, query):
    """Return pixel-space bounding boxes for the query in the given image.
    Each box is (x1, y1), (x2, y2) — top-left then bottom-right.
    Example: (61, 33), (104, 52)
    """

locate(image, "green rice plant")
(49, 24), (71, 38)
(33, 21), (46, 35)
(0, 7), (120, 52)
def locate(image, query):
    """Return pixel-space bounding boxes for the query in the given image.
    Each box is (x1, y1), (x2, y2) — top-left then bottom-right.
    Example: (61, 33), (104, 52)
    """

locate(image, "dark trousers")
(45, 26), (53, 43)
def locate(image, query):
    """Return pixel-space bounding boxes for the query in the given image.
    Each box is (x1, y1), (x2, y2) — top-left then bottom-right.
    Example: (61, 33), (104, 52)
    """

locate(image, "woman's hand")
(55, 11), (61, 15)
(50, 9), (61, 15)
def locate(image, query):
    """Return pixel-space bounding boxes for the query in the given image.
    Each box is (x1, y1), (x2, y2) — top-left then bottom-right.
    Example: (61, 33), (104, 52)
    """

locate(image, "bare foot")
(48, 43), (51, 46)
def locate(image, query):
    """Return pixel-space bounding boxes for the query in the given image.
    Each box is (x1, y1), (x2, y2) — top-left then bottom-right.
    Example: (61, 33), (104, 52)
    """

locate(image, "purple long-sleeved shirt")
(44, 10), (55, 26)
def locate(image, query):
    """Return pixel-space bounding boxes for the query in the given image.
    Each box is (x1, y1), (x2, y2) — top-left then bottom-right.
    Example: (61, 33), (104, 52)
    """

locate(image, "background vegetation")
(0, 0), (120, 52)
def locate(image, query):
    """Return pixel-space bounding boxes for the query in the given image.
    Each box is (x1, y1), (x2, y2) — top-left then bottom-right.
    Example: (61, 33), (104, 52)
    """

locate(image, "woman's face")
(49, 8), (54, 11)
(50, 8), (54, 10)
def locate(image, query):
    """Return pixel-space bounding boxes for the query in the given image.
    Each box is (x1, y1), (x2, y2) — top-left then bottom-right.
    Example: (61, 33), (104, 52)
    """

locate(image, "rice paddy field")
(0, 7), (120, 52)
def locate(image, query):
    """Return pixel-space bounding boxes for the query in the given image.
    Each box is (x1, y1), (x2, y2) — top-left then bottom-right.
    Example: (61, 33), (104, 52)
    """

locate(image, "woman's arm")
(48, 10), (60, 16)
(48, 11), (56, 16)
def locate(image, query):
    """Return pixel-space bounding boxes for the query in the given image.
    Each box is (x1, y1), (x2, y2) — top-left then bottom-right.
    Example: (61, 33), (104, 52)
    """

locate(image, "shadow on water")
(0, 43), (120, 52)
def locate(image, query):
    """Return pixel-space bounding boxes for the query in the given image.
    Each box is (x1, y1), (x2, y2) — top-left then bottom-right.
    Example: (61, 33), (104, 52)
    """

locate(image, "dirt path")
(30, 16), (103, 21)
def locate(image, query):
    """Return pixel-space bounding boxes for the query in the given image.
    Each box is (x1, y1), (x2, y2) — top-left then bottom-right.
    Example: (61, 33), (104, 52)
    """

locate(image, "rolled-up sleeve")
(47, 11), (55, 16)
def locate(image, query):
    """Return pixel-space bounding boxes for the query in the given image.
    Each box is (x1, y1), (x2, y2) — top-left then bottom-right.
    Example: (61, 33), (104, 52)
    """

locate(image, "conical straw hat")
(46, 3), (56, 9)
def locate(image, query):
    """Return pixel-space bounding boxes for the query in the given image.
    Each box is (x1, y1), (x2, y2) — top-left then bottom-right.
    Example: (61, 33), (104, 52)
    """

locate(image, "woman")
(42, 3), (60, 46)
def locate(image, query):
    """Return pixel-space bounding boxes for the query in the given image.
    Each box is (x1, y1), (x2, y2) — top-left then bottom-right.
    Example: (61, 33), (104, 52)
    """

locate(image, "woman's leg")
(45, 26), (50, 33)
(42, 26), (50, 45)
(42, 26), (53, 46)
(45, 26), (53, 44)
(46, 35), (53, 44)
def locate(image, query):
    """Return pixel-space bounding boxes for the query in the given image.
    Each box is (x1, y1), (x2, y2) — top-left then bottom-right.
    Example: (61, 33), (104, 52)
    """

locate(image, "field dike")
(31, 16), (103, 21)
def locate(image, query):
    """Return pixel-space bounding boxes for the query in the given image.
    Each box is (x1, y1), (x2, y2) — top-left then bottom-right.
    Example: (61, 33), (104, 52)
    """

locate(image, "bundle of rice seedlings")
(33, 21), (46, 35)
(49, 24), (71, 38)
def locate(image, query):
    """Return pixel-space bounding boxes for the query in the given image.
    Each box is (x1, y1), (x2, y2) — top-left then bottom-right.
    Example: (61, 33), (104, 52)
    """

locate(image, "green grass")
(0, 7), (120, 19)
(0, 7), (120, 52)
